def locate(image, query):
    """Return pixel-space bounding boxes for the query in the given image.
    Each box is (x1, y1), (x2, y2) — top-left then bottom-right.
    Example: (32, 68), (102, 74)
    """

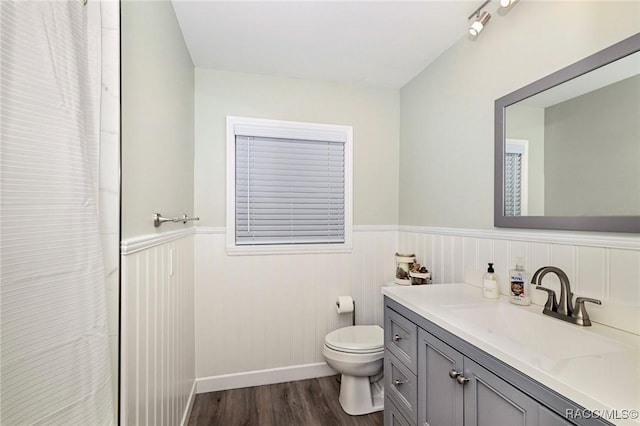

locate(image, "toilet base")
(338, 374), (384, 416)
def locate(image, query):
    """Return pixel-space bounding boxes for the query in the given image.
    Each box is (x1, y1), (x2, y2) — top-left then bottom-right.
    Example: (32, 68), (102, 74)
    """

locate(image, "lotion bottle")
(509, 257), (531, 305)
(483, 263), (499, 299)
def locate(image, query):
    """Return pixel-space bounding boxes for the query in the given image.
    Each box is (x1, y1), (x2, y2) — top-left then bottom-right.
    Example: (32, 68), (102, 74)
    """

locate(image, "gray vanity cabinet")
(463, 358), (540, 426)
(385, 395), (414, 426)
(418, 329), (464, 426)
(418, 329), (539, 426)
(384, 297), (611, 426)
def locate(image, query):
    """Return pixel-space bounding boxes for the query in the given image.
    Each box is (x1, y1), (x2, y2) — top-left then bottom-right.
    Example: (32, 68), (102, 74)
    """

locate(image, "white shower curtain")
(0, 1), (114, 424)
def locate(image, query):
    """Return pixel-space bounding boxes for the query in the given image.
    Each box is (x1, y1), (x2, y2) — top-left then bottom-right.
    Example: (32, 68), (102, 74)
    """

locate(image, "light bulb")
(500, 0), (512, 7)
(469, 21), (484, 36)
(469, 11), (490, 36)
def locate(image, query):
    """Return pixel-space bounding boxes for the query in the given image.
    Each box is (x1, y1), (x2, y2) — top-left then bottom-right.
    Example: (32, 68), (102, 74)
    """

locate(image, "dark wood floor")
(188, 375), (383, 426)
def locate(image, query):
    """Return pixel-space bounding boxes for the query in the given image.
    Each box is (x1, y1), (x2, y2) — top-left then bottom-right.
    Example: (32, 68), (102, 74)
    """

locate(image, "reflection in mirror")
(505, 51), (640, 217)
(495, 32), (640, 233)
(504, 139), (530, 216)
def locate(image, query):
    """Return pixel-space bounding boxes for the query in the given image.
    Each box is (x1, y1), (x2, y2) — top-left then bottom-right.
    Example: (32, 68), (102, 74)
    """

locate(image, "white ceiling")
(171, 1), (475, 89)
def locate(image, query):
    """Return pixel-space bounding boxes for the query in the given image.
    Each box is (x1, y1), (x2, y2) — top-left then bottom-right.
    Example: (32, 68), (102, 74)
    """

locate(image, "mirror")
(495, 33), (640, 233)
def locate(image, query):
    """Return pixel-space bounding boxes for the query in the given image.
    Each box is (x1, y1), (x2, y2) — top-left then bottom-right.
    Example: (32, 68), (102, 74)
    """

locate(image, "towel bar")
(153, 213), (200, 227)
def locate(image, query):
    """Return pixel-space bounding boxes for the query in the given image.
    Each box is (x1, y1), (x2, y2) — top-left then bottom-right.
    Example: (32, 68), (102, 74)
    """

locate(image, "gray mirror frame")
(495, 32), (640, 233)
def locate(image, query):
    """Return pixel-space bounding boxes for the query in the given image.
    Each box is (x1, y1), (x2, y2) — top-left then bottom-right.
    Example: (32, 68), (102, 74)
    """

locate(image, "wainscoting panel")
(193, 227), (396, 382)
(398, 228), (640, 335)
(194, 225), (638, 391)
(121, 232), (195, 426)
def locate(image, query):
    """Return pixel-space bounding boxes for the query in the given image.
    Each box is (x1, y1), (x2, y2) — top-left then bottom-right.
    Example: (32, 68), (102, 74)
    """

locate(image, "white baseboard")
(195, 362), (337, 394)
(180, 381), (197, 426)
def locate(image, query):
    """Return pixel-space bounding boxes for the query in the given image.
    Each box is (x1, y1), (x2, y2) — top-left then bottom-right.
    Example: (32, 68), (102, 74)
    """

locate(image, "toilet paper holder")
(336, 299), (356, 326)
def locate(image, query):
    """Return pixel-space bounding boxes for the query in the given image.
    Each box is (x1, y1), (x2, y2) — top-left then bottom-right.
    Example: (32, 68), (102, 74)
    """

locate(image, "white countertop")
(382, 283), (640, 425)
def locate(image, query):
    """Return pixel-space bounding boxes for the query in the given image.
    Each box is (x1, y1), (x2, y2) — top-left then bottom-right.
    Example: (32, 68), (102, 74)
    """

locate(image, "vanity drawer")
(385, 308), (418, 373)
(384, 396), (413, 426)
(385, 349), (417, 424)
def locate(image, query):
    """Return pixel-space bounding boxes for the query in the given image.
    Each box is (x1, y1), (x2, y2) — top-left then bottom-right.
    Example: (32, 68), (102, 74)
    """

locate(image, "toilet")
(322, 325), (384, 415)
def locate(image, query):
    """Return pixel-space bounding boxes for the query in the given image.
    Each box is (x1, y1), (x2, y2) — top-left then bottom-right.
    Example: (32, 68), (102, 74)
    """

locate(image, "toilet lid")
(324, 325), (384, 354)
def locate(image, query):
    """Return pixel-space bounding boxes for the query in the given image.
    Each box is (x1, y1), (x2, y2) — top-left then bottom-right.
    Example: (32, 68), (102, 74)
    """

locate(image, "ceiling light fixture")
(467, 0), (517, 38)
(469, 11), (491, 36)
(467, 0), (492, 37)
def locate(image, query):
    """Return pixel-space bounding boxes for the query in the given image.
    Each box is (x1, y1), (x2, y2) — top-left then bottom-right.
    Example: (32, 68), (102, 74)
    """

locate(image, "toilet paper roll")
(336, 296), (354, 314)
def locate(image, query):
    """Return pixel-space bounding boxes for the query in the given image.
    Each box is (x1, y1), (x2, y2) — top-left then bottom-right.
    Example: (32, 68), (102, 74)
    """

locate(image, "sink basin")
(447, 302), (628, 367)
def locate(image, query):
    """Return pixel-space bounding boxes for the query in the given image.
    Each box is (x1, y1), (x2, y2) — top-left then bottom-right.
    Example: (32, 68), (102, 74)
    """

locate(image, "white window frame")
(226, 116), (353, 255)
(506, 138), (529, 216)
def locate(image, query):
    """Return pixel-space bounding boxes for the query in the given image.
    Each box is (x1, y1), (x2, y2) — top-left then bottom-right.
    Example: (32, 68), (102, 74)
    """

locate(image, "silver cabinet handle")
(448, 369), (461, 379)
(393, 333), (402, 341)
(456, 375), (469, 385)
(394, 379), (407, 386)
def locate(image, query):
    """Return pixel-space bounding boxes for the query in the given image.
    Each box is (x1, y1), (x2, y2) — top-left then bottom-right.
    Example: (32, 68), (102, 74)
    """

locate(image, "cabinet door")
(417, 329), (464, 426)
(463, 358), (540, 426)
(539, 407), (574, 426)
(385, 396), (413, 426)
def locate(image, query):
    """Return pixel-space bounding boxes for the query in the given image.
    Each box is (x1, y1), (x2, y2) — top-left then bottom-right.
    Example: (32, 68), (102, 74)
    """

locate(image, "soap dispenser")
(509, 257), (531, 306)
(483, 263), (499, 299)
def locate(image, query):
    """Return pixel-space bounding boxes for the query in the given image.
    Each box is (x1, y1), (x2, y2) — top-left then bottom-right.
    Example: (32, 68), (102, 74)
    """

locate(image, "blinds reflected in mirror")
(505, 152), (522, 216)
(504, 139), (529, 217)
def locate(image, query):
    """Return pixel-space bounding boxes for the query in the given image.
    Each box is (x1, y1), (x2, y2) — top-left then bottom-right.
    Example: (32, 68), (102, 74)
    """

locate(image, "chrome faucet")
(531, 266), (602, 326)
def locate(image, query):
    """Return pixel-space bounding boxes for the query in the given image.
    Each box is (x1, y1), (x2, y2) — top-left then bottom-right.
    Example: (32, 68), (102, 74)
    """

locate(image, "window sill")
(226, 244), (353, 256)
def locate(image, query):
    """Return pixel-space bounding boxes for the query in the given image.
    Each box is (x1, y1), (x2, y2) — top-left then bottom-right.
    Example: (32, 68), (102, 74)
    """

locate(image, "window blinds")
(235, 136), (345, 245)
(505, 152), (522, 216)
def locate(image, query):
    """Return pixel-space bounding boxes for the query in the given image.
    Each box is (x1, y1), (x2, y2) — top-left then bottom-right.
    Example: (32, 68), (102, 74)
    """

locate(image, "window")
(226, 117), (353, 254)
(505, 139), (529, 216)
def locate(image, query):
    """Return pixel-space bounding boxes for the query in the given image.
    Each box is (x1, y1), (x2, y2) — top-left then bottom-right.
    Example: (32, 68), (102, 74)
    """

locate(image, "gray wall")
(194, 69), (400, 227)
(121, 1), (195, 238)
(399, 1), (640, 228)
(544, 75), (640, 216)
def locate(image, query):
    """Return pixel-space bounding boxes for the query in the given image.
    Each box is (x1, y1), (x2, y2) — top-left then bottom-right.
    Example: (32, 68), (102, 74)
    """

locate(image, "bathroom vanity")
(382, 284), (640, 426)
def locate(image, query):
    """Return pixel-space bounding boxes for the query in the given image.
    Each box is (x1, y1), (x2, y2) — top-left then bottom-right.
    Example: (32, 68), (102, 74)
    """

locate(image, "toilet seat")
(324, 325), (383, 354)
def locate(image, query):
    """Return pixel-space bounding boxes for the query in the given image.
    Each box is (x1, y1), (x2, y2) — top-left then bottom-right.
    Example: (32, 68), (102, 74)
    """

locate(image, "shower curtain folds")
(0, 1), (115, 424)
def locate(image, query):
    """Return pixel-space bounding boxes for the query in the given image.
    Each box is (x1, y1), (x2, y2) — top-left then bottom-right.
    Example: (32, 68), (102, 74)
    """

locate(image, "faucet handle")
(536, 286), (558, 312)
(572, 297), (601, 326)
